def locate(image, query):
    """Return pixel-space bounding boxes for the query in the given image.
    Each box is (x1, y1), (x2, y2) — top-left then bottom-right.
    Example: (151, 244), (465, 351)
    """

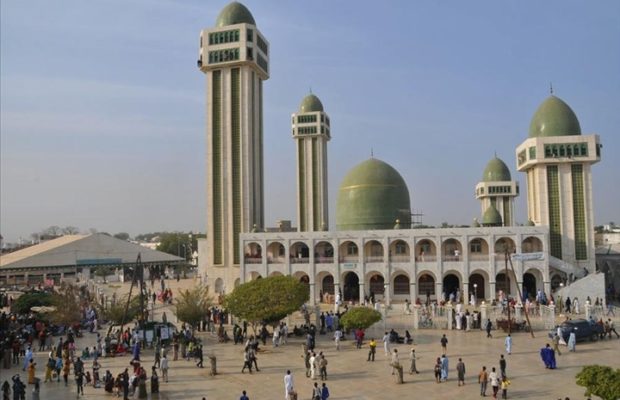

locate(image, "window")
(518, 149), (526, 165)
(529, 146), (536, 160)
(394, 275), (410, 295)
(418, 274), (435, 295)
(257, 54), (268, 72)
(297, 115), (317, 124)
(209, 29), (240, 45)
(547, 165), (562, 258)
(347, 243), (358, 256)
(247, 29), (253, 42)
(470, 239), (482, 253)
(572, 164), (587, 260)
(395, 242), (407, 255)
(256, 35), (268, 54)
(208, 48), (240, 64)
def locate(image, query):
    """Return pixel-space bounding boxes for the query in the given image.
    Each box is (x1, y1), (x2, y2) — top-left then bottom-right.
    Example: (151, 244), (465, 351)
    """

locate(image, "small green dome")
(336, 158), (411, 231)
(216, 2), (256, 27)
(482, 156), (511, 182)
(472, 218), (481, 227)
(525, 219), (535, 226)
(528, 95), (581, 138)
(299, 94), (324, 113)
(482, 204), (503, 226)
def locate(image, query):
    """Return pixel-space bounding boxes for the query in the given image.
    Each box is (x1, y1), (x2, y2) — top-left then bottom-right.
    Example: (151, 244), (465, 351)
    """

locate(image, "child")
(501, 376), (511, 399)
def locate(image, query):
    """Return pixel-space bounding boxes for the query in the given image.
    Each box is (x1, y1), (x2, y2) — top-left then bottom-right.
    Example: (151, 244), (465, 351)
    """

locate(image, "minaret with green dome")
(475, 156), (519, 226)
(197, 2), (269, 288)
(292, 93), (331, 231)
(516, 94), (601, 272)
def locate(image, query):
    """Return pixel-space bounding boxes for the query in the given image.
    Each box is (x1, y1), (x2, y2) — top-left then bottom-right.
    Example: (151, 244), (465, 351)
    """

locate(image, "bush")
(576, 365), (620, 400)
(11, 292), (53, 314)
(340, 307), (382, 330)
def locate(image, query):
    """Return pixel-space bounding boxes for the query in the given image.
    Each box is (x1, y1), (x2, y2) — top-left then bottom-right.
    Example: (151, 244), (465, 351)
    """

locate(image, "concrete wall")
(554, 272), (605, 305)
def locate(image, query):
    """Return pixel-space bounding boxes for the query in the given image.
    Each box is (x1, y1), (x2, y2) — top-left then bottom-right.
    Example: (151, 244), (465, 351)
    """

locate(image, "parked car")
(548, 319), (604, 342)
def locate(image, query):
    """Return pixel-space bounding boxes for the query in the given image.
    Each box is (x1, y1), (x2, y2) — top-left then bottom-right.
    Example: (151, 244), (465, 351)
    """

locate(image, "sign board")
(343, 263), (357, 269)
(145, 330), (154, 344)
(160, 328), (169, 340)
(511, 252), (544, 261)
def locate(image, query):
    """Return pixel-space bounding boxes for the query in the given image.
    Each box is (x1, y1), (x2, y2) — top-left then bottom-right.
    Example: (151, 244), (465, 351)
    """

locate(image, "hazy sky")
(1, 1), (619, 243)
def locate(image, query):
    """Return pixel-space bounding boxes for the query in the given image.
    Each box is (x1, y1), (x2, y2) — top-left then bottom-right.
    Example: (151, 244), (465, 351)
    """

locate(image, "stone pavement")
(4, 279), (618, 400)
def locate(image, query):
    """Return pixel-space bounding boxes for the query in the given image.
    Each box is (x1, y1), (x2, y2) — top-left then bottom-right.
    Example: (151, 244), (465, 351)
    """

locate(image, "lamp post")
(474, 283), (478, 301)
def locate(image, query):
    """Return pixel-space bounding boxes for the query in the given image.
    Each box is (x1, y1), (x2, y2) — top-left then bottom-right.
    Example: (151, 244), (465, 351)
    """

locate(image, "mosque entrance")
(343, 272), (359, 302)
(442, 274), (460, 299)
(523, 272), (537, 301)
(322, 275), (335, 295)
(469, 273), (485, 299)
(496, 272), (511, 296)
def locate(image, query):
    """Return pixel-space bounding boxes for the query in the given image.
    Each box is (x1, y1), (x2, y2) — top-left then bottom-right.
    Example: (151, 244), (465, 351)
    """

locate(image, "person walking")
(434, 358), (442, 383)
(320, 382), (330, 400)
(241, 348), (252, 374)
(500, 376), (511, 399)
(504, 334), (512, 355)
(489, 367), (499, 399)
(76, 371), (84, 397)
(440, 354), (449, 382)
(456, 358), (466, 386)
(382, 332), (390, 356)
(408, 348), (419, 374)
(311, 382), (321, 400)
(318, 353), (328, 381)
(160, 355), (169, 383)
(486, 319), (493, 338)
(367, 338), (377, 362)
(552, 333), (562, 355)
(499, 355), (507, 378)
(239, 390), (249, 400)
(333, 329), (342, 351)
(608, 319), (620, 338)
(478, 366), (488, 396)
(284, 370), (295, 400)
(567, 332), (576, 352)
(440, 334), (448, 353)
(309, 352), (317, 380)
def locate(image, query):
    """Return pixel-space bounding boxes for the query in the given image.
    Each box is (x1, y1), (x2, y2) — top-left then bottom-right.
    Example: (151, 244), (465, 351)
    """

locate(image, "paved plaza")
(3, 278), (619, 400)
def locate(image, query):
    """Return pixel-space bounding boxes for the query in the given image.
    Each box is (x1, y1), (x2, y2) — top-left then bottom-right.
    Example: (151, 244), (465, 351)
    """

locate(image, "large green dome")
(336, 158), (411, 231)
(482, 156), (511, 182)
(528, 95), (581, 138)
(299, 94), (324, 113)
(215, 2), (256, 27)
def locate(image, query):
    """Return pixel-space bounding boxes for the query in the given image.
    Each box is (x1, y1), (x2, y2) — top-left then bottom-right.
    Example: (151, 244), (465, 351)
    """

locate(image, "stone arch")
(314, 241), (334, 263)
(318, 273), (335, 296)
(244, 242), (262, 263)
(550, 273), (564, 291)
(339, 241), (359, 262)
(417, 271), (436, 297)
(415, 239), (437, 261)
(233, 278), (240, 288)
(366, 271), (385, 295)
(494, 237), (516, 254)
(389, 239), (410, 262)
(468, 237), (489, 260)
(248, 271), (262, 281)
(267, 241), (285, 263)
(523, 268), (544, 300)
(214, 278), (224, 294)
(342, 271), (360, 301)
(441, 238), (463, 261)
(442, 270), (462, 299)
(269, 271), (283, 277)
(393, 273), (410, 295)
(364, 240), (384, 262)
(522, 236), (543, 253)
(469, 270), (488, 300)
(290, 241), (310, 263)
(496, 271), (512, 296)
(293, 271), (310, 282)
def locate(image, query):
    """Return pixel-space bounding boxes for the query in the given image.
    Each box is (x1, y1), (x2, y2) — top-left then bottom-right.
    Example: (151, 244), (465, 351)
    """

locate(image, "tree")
(48, 284), (82, 327)
(104, 295), (141, 327)
(223, 275), (309, 330)
(62, 226), (80, 234)
(576, 365), (620, 400)
(93, 266), (114, 283)
(340, 307), (382, 330)
(11, 292), (53, 314)
(114, 232), (130, 240)
(174, 285), (213, 331)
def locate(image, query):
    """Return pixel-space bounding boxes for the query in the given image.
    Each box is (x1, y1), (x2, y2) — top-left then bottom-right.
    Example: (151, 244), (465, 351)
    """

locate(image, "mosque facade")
(197, 2), (602, 304)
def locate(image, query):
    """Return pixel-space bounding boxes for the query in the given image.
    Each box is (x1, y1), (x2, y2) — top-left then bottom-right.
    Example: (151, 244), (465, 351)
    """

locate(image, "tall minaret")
(197, 2), (269, 291)
(475, 156), (519, 226)
(292, 94), (331, 231)
(516, 94), (601, 271)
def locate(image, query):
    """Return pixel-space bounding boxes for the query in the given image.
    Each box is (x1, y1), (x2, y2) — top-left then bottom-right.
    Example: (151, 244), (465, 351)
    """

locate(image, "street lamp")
(474, 283), (478, 300)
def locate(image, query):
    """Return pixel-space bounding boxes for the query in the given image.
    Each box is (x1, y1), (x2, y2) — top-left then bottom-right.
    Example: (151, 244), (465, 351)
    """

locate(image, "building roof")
(528, 95), (582, 138)
(336, 158), (411, 231)
(0, 233), (183, 270)
(482, 156), (511, 182)
(299, 94), (324, 113)
(215, 2), (255, 27)
(482, 203), (503, 226)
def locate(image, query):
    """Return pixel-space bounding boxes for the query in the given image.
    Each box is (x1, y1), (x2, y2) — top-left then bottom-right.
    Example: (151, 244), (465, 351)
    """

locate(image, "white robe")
(284, 374), (294, 399)
(505, 336), (512, 354)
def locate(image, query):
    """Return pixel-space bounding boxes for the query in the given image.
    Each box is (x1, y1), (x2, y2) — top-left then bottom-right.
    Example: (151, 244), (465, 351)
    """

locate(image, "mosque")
(196, 2), (603, 305)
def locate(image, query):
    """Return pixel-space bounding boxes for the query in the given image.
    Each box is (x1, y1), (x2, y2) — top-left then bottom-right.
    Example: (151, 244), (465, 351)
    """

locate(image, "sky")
(1, 0), (619, 243)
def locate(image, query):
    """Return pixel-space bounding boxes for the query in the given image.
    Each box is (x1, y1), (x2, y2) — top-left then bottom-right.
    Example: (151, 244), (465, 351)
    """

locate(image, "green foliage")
(223, 276), (309, 327)
(340, 307), (382, 330)
(11, 292), (53, 314)
(157, 233), (194, 259)
(93, 266), (114, 283)
(49, 285), (82, 326)
(104, 296), (141, 326)
(113, 232), (130, 240)
(576, 365), (620, 400)
(174, 285), (213, 329)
